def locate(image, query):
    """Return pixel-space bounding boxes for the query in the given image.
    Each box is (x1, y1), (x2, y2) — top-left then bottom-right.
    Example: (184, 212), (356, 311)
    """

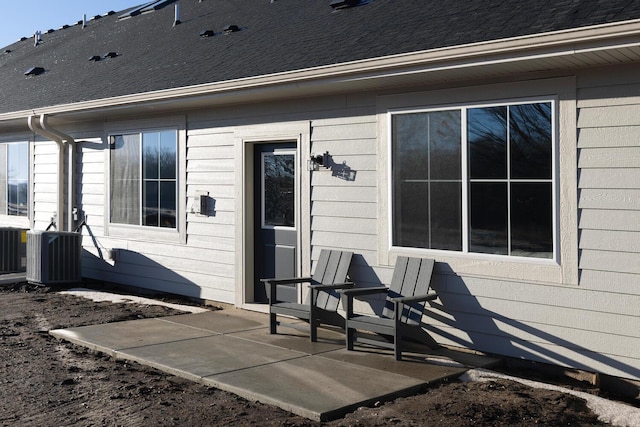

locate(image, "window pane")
(159, 181), (176, 228)
(142, 132), (159, 180)
(430, 182), (462, 250)
(510, 103), (552, 179)
(111, 134), (140, 225)
(159, 131), (177, 180)
(7, 143), (28, 216)
(511, 183), (553, 258)
(393, 181), (429, 248)
(263, 154), (295, 227)
(468, 106), (507, 179)
(469, 183), (508, 255)
(430, 111), (461, 180)
(143, 181), (159, 227)
(0, 145), (6, 214)
(392, 113), (429, 181)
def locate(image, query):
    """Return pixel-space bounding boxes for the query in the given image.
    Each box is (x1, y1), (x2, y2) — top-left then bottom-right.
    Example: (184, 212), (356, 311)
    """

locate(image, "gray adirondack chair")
(341, 256), (438, 360)
(261, 249), (353, 341)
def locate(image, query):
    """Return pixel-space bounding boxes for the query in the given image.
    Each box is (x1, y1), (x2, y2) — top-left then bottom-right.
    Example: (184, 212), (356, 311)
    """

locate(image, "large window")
(0, 142), (29, 217)
(110, 130), (177, 228)
(392, 100), (554, 259)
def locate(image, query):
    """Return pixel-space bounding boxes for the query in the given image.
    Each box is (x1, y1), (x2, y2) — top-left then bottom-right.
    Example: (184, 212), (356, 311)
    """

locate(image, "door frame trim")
(234, 121), (312, 309)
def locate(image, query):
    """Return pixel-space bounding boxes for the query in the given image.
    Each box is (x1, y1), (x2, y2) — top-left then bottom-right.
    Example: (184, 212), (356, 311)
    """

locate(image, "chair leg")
(346, 325), (355, 351)
(394, 301), (402, 361)
(269, 312), (277, 334)
(310, 316), (318, 342)
(394, 332), (402, 361)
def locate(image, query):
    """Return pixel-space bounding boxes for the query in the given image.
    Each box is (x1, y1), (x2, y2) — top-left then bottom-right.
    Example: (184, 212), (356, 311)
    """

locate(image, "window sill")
(106, 223), (185, 245)
(388, 246), (564, 286)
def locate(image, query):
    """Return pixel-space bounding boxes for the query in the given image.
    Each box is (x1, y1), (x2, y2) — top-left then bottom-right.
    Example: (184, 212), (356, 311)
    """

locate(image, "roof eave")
(3, 18), (640, 128)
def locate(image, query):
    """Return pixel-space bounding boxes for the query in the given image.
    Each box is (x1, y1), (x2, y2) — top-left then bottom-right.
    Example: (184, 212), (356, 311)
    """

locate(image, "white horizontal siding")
(578, 126), (640, 148)
(309, 115), (378, 260)
(579, 209), (640, 232)
(579, 148), (640, 168)
(32, 140), (60, 230)
(567, 75), (640, 379)
(424, 272), (640, 378)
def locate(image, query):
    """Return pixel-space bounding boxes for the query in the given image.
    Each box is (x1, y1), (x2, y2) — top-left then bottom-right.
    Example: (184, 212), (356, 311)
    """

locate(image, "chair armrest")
(339, 286), (389, 296)
(260, 276), (312, 285)
(309, 282), (354, 290)
(389, 292), (438, 303)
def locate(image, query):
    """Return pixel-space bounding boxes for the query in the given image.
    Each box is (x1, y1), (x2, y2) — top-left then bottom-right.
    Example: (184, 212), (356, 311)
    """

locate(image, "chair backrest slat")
(311, 250), (331, 285)
(310, 250), (353, 311)
(383, 257), (435, 324)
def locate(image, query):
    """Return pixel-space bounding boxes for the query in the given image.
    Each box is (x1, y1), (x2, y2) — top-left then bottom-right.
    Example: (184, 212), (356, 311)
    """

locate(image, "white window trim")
(104, 116), (187, 244)
(377, 77), (578, 286)
(388, 99), (557, 261)
(0, 139), (31, 227)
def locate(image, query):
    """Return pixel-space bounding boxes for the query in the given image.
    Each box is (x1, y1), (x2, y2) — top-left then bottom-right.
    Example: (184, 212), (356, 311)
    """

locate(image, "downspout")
(27, 114), (76, 232)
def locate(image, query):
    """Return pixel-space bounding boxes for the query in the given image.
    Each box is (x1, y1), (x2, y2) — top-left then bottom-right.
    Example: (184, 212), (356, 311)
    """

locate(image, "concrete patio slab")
(206, 354), (426, 421)
(117, 334), (307, 381)
(51, 308), (500, 421)
(50, 318), (217, 356)
(161, 309), (269, 333)
(231, 326), (344, 355)
(319, 348), (470, 382)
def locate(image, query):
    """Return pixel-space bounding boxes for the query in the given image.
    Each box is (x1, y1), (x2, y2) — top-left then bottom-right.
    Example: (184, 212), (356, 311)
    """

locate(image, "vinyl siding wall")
(420, 67), (640, 380)
(21, 66), (640, 381)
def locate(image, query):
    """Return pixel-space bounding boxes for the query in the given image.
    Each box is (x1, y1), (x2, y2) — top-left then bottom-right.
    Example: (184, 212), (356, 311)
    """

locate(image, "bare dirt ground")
(0, 282), (622, 426)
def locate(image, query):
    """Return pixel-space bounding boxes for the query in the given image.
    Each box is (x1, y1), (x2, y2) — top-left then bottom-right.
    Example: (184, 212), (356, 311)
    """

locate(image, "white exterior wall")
(413, 69), (640, 381)
(32, 139), (60, 230)
(18, 66), (640, 381)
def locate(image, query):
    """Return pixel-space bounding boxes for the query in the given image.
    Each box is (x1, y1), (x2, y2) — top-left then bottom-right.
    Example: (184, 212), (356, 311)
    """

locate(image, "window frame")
(389, 99), (557, 261)
(105, 117), (186, 244)
(0, 140), (30, 220)
(376, 77), (578, 286)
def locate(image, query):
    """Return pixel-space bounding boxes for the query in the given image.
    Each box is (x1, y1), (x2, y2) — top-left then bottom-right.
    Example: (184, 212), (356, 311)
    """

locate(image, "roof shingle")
(1, 0), (640, 114)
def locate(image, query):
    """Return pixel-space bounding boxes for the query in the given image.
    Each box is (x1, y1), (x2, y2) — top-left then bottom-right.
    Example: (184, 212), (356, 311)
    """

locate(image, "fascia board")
(2, 19), (640, 122)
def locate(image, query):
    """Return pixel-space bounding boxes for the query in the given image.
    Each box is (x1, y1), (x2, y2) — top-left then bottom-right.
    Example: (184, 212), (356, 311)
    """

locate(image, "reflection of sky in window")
(8, 143), (28, 181)
(143, 131), (176, 180)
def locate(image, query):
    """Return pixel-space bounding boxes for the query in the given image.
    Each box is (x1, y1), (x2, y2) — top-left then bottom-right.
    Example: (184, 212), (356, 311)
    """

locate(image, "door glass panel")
(263, 153), (295, 227)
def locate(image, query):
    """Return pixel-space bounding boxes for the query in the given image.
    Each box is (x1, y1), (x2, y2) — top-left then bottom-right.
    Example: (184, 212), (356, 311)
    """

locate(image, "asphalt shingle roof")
(1, 0), (640, 115)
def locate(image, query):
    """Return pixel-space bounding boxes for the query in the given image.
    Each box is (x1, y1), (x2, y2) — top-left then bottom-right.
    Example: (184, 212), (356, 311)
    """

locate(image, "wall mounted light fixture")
(307, 151), (329, 171)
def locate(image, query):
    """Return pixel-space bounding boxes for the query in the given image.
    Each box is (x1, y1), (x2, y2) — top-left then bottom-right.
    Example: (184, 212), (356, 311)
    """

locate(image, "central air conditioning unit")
(0, 228), (28, 273)
(26, 230), (82, 286)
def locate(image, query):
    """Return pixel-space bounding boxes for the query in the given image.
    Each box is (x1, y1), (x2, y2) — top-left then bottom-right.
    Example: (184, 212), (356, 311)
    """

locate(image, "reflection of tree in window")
(392, 101), (553, 259)
(392, 111), (462, 250)
(110, 130), (177, 228)
(264, 154), (295, 227)
(143, 131), (177, 228)
(468, 102), (552, 258)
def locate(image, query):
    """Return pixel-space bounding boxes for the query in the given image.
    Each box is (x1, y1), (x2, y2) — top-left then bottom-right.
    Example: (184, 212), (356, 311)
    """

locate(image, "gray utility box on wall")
(26, 230), (82, 286)
(0, 228), (28, 273)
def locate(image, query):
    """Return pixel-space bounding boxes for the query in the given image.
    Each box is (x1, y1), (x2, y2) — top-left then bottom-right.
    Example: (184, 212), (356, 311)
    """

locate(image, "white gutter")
(27, 114), (76, 232)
